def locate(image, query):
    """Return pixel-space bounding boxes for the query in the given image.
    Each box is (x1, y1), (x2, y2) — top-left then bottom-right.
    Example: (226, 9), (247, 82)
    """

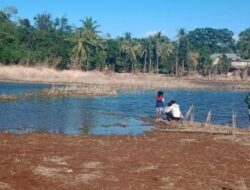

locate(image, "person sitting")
(164, 100), (183, 121)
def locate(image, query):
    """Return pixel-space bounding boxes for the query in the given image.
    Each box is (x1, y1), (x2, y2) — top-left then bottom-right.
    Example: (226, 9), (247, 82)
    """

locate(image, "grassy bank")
(0, 65), (249, 92)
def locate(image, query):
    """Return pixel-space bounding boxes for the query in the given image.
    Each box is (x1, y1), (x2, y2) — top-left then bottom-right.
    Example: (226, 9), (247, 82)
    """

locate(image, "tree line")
(0, 7), (250, 76)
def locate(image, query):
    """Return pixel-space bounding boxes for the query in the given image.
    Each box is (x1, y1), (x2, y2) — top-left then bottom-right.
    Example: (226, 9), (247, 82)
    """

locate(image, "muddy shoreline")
(0, 130), (250, 190)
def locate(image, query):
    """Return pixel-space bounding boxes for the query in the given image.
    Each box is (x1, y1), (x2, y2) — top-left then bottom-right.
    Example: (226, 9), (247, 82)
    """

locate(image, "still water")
(0, 82), (249, 135)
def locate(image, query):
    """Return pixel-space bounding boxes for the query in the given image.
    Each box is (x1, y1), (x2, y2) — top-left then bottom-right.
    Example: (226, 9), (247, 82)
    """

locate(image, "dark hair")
(157, 91), (164, 97)
(170, 100), (176, 104)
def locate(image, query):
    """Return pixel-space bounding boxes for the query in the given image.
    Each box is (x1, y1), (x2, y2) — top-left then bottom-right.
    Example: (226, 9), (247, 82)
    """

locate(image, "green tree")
(153, 31), (163, 73)
(81, 17), (102, 70)
(105, 39), (120, 71)
(177, 28), (188, 73)
(238, 28), (250, 59)
(215, 54), (231, 75)
(70, 30), (87, 69)
(120, 36), (141, 72)
(69, 17), (102, 70)
(187, 52), (199, 71)
(188, 28), (235, 55)
(34, 13), (53, 31)
(150, 32), (173, 73)
(140, 38), (152, 73)
(159, 42), (173, 73)
(2, 6), (18, 19)
(0, 9), (22, 64)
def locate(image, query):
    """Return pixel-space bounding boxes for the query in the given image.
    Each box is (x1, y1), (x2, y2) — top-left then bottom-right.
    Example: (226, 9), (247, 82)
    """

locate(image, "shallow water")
(0, 82), (52, 95)
(0, 82), (249, 135)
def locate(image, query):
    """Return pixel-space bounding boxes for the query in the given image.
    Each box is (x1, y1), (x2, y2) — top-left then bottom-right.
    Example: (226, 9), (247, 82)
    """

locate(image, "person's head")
(157, 91), (164, 97)
(170, 100), (176, 105)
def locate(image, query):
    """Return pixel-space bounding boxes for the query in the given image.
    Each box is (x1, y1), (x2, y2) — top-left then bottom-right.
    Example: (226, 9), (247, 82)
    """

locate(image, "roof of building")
(210, 53), (241, 61)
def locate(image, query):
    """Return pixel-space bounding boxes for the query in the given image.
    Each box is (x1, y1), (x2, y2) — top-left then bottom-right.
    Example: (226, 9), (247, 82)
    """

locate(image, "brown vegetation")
(0, 65), (249, 90)
(0, 94), (18, 101)
(0, 129), (250, 190)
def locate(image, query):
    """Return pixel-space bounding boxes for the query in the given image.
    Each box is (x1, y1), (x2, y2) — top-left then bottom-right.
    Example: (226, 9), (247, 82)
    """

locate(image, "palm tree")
(161, 42), (173, 58)
(124, 32), (132, 41)
(69, 17), (102, 70)
(154, 31), (162, 73)
(177, 28), (188, 74)
(152, 32), (172, 73)
(160, 42), (173, 72)
(147, 37), (155, 73)
(120, 38), (141, 72)
(70, 29), (87, 69)
(81, 17), (102, 70)
(140, 38), (151, 73)
(81, 17), (100, 34)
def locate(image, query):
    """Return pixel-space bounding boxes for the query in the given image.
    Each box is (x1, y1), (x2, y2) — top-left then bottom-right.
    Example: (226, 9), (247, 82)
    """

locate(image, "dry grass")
(1, 65), (249, 100)
(2, 65), (248, 91)
(0, 65), (198, 89)
(0, 84), (118, 101)
(150, 119), (250, 136)
(41, 85), (118, 97)
(0, 94), (18, 101)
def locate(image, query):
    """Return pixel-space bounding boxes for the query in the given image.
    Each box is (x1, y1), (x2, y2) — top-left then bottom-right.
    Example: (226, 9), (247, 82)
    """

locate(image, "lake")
(0, 82), (249, 135)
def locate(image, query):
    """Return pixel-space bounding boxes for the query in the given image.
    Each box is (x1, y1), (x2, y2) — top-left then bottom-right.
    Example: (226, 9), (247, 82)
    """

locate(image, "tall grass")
(0, 65), (249, 91)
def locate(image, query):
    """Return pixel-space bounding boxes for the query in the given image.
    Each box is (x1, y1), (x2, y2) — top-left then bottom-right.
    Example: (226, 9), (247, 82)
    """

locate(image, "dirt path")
(0, 132), (250, 190)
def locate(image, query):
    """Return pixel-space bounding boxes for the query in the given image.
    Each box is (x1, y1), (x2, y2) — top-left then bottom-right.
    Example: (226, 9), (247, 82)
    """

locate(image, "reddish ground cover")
(0, 132), (250, 190)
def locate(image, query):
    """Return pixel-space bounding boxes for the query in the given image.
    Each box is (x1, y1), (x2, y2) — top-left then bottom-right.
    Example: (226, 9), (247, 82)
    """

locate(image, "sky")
(0, 0), (250, 39)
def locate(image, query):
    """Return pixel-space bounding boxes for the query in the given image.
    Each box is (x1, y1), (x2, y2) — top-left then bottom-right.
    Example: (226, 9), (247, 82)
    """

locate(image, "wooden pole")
(231, 111), (237, 135)
(191, 106), (194, 123)
(184, 105), (194, 123)
(232, 111), (237, 128)
(204, 111), (211, 127)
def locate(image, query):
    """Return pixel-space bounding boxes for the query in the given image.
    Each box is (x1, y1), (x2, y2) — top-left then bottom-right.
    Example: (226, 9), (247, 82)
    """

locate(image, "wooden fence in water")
(184, 105), (248, 129)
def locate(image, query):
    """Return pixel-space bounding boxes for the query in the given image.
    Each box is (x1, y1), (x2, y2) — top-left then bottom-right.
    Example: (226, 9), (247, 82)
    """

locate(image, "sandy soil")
(0, 131), (250, 190)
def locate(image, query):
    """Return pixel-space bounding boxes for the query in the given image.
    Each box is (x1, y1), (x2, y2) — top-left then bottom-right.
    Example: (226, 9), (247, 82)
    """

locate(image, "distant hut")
(210, 53), (250, 78)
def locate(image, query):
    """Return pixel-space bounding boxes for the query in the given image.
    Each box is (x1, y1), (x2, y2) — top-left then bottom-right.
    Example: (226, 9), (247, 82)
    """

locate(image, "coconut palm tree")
(70, 29), (87, 69)
(161, 42), (173, 58)
(140, 38), (151, 73)
(160, 42), (173, 72)
(154, 31), (162, 73)
(81, 17), (100, 34)
(177, 28), (188, 73)
(120, 38), (141, 72)
(69, 17), (102, 70)
(81, 17), (102, 70)
(152, 32), (173, 73)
